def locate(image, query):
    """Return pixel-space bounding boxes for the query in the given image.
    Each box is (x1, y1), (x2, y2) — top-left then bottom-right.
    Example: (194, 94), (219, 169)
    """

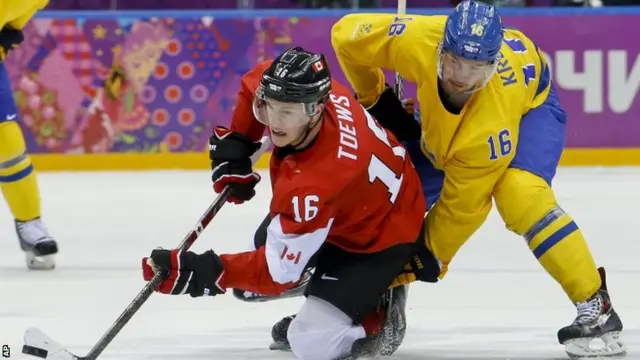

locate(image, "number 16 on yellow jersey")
(488, 129), (512, 160)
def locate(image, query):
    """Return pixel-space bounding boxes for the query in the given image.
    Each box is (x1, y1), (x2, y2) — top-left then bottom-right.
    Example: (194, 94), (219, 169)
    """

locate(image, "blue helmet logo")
(443, 0), (504, 63)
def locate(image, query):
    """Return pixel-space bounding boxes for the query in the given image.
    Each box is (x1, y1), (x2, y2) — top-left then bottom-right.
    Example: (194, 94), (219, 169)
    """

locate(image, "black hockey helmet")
(254, 47), (332, 128)
(259, 47), (331, 104)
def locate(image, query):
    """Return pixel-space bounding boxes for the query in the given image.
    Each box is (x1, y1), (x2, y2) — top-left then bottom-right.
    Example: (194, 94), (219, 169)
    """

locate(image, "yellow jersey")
(0, 0), (48, 30)
(331, 13), (551, 265)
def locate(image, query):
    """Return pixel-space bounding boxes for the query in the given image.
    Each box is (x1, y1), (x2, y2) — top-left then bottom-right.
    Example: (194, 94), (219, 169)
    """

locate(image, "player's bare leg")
(557, 267), (626, 358)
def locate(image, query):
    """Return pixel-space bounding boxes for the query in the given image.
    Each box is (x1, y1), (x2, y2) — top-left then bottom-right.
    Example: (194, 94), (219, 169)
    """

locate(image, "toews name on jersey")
(333, 94), (359, 161)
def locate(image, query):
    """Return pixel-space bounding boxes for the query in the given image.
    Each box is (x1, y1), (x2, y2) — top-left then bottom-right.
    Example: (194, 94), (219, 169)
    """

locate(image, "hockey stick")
(22, 187), (231, 360)
(21, 137), (270, 360)
(394, 0), (406, 99)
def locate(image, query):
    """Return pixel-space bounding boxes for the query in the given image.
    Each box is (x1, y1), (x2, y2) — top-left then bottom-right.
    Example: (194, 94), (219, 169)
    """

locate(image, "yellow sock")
(0, 122), (41, 221)
(494, 168), (600, 303)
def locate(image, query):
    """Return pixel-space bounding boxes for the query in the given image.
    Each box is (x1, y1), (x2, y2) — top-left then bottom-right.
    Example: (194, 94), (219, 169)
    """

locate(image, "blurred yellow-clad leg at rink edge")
(0, 111), (41, 222)
(0, 61), (57, 270)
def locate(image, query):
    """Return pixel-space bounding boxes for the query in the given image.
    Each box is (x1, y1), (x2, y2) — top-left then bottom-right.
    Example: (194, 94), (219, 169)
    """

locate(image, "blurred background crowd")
(43, 0), (640, 11)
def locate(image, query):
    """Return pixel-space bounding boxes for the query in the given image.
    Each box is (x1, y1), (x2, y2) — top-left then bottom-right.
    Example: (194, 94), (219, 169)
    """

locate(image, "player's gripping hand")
(0, 26), (24, 61)
(366, 85), (421, 143)
(209, 126), (262, 204)
(390, 241), (441, 288)
(141, 248), (226, 297)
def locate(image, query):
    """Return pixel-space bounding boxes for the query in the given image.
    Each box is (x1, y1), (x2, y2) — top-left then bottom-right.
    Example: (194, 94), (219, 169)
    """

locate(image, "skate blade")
(26, 253), (56, 270)
(564, 331), (627, 358)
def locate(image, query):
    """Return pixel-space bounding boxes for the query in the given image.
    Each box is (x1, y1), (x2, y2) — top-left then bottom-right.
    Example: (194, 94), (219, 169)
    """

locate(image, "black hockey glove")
(391, 229), (441, 287)
(209, 126), (262, 204)
(142, 248), (226, 297)
(366, 86), (421, 142)
(0, 26), (24, 61)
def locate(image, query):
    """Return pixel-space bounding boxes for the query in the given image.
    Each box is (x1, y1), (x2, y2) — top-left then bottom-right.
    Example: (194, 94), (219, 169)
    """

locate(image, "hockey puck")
(22, 344), (48, 358)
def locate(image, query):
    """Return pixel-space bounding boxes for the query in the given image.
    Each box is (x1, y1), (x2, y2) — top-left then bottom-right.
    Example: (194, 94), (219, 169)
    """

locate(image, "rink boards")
(5, 7), (640, 169)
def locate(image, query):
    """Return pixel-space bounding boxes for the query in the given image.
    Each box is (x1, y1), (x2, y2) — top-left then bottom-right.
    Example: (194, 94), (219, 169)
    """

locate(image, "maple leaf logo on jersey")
(312, 61), (324, 72)
(280, 246), (301, 264)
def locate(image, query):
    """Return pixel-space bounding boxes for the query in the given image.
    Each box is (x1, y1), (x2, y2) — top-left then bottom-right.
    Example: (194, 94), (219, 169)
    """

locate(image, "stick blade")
(23, 328), (79, 360)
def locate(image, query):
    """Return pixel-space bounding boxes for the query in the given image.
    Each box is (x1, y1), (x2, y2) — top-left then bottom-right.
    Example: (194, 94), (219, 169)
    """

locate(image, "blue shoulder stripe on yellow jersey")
(533, 45), (551, 101)
(502, 29), (551, 110)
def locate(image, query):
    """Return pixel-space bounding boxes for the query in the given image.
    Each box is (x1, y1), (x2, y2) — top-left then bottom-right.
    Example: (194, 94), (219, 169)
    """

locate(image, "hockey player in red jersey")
(141, 47), (427, 359)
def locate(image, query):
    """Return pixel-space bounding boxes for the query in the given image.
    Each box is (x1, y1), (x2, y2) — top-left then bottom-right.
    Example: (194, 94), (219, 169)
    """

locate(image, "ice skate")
(557, 267), (626, 358)
(16, 218), (58, 270)
(269, 314), (295, 351)
(349, 284), (409, 358)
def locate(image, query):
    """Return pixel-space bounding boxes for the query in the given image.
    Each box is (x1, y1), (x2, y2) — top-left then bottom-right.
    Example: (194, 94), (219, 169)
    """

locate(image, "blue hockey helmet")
(443, 0), (503, 62)
(438, 0), (504, 92)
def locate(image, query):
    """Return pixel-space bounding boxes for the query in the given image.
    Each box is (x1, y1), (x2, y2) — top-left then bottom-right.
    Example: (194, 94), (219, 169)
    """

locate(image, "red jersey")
(220, 61), (426, 295)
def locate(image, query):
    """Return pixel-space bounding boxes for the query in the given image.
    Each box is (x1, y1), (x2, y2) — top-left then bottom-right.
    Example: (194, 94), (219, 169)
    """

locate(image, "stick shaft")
(397, 0), (406, 15)
(394, 0), (407, 98)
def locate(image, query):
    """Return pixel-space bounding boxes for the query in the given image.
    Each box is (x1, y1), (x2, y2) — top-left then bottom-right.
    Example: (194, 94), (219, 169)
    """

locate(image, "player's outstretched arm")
(139, 217), (304, 298)
(331, 13), (418, 107)
(140, 185), (333, 298)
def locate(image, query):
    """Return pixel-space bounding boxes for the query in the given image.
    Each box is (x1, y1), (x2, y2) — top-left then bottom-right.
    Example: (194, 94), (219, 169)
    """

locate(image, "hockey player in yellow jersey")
(0, 0), (58, 270)
(332, 1), (625, 358)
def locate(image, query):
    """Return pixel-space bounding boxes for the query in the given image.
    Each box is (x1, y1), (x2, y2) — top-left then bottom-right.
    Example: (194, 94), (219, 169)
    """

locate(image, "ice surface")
(0, 167), (638, 359)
